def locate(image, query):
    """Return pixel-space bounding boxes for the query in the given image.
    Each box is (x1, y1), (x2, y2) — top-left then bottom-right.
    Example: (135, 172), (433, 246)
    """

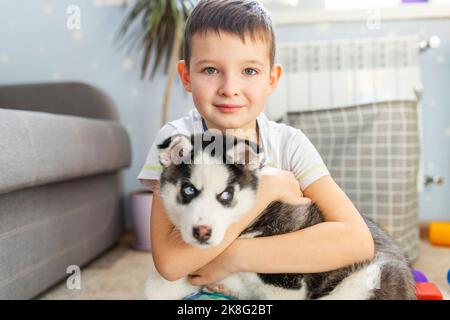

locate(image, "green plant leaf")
(117, 0), (193, 78)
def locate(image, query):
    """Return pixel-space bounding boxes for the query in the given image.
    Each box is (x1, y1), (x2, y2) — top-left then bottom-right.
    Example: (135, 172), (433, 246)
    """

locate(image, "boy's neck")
(203, 118), (259, 145)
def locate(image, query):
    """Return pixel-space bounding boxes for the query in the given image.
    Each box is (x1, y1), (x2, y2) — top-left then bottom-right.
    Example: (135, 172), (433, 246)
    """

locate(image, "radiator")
(266, 35), (422, 120)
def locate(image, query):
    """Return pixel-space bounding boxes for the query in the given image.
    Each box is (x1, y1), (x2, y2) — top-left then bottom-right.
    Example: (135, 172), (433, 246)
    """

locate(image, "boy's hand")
(259, 166), (311, 206)
(187, 242), (238, 287)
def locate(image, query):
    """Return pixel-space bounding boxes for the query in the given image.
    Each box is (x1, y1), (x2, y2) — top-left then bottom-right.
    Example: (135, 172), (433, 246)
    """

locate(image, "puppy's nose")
(193, 225), (212, 242)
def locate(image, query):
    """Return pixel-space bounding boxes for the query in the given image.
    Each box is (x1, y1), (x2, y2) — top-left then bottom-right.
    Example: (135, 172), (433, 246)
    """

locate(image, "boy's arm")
(151, 169), (309, 281)
(230, 175), (375, 274)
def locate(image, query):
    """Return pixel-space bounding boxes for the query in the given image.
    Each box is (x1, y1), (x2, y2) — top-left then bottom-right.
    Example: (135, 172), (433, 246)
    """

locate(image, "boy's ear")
(177, 60), (192, 93)
(267, 63), (282, 95)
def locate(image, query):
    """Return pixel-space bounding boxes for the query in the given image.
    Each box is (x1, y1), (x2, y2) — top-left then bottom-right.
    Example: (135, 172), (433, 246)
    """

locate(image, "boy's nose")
(218, 78), (239, 97)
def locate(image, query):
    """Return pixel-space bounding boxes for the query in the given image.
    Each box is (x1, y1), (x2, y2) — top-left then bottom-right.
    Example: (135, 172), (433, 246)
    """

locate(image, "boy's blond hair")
(183, 0), (275, 69)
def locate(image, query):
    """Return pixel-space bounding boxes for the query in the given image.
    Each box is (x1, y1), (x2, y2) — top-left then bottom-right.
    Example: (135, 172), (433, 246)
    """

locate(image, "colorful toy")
(415, 282), (443, 300)
(412, 269), (428, 283)
(184, 288), (236, 300)
(429, 222), (450, 247)
(411, 268), (444, 300)
(447, 269), (450, 285)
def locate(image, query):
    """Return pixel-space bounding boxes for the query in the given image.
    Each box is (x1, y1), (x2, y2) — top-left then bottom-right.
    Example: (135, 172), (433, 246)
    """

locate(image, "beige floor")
(37, 231), (450, 300)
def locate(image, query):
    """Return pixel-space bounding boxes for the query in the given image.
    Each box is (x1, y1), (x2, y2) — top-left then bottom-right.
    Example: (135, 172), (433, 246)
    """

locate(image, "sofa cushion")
(0, 108), (131, 195)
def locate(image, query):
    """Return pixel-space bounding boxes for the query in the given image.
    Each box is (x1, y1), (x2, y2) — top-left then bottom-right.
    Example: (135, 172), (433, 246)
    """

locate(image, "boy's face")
(178, 30), (282, 132)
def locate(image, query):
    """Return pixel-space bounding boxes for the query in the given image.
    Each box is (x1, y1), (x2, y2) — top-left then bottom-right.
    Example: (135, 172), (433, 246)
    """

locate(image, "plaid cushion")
(286, 100), (420, 262)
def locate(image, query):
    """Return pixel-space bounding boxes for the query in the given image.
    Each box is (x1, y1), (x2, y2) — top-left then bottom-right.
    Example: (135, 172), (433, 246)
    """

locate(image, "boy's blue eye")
(243, 68), (257, 76)
(203, 67), (217, 75)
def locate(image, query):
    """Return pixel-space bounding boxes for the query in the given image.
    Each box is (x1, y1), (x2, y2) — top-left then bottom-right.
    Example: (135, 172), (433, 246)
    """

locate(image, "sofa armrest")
(0, 82), (119, 121)
(0, 108), (131, 196)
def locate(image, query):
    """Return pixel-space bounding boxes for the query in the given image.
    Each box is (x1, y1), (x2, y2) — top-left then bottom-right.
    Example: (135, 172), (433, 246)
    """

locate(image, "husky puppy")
(144, 133), (416, 300)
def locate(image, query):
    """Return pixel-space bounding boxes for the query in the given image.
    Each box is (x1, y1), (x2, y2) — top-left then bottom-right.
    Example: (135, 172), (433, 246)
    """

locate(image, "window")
(261, 0), (450, 12)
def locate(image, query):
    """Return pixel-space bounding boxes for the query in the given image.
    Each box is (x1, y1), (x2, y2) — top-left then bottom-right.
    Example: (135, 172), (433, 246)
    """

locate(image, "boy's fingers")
(206, 284), (226, 294)
(188, 275), (201, 285)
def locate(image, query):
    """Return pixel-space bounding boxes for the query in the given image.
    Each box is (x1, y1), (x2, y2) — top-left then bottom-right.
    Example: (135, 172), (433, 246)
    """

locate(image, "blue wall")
(0, 0), (448, 222)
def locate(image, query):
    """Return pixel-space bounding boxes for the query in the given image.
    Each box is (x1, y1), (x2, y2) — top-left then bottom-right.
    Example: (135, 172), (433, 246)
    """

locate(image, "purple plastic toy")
(412, 269), (428, 283)
(402, 0), (428, 3)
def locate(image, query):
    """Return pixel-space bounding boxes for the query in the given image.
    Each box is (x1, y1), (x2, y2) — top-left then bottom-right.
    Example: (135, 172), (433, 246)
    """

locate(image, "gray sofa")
(0, 82), (132, 299)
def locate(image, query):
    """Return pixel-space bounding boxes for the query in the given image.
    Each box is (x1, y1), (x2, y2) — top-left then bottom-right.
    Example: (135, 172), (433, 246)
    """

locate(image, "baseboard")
(120, 227), (134, 246)
(419, 221), (430, 240)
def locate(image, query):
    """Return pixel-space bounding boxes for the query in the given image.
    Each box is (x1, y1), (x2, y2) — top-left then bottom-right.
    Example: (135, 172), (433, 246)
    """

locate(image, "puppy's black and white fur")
(144, 133), (416, 300)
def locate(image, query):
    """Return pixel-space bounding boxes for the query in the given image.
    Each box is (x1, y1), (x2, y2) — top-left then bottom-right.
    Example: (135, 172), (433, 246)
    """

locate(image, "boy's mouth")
(214, 104), (243, 114)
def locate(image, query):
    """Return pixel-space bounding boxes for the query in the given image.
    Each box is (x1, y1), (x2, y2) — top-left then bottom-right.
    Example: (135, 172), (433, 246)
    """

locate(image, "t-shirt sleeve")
(288, 129), (330, 191)
(137, 124), (180, 191)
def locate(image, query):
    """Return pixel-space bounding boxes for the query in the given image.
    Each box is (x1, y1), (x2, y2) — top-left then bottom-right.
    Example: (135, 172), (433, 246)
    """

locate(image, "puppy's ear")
(226, 138), (261, 171)
(158, 134), (192, 167)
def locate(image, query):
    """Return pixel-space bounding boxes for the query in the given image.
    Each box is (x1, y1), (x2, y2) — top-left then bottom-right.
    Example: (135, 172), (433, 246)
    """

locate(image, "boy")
(137, 0), (374, 291)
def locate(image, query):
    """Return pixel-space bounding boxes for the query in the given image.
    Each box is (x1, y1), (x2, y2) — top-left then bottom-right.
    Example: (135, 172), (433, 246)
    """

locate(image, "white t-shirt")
(137, 109), (330, 191)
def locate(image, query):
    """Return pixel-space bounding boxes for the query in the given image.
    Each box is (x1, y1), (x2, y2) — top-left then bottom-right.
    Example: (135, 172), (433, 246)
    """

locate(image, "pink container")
(129, 190), (153, 251)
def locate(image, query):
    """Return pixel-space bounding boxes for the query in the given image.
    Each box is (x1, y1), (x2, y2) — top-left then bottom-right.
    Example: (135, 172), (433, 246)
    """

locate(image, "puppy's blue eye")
(183, 185), (195, 196)
(219, 190), (233, 202)
(220, 191), (231, 200)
